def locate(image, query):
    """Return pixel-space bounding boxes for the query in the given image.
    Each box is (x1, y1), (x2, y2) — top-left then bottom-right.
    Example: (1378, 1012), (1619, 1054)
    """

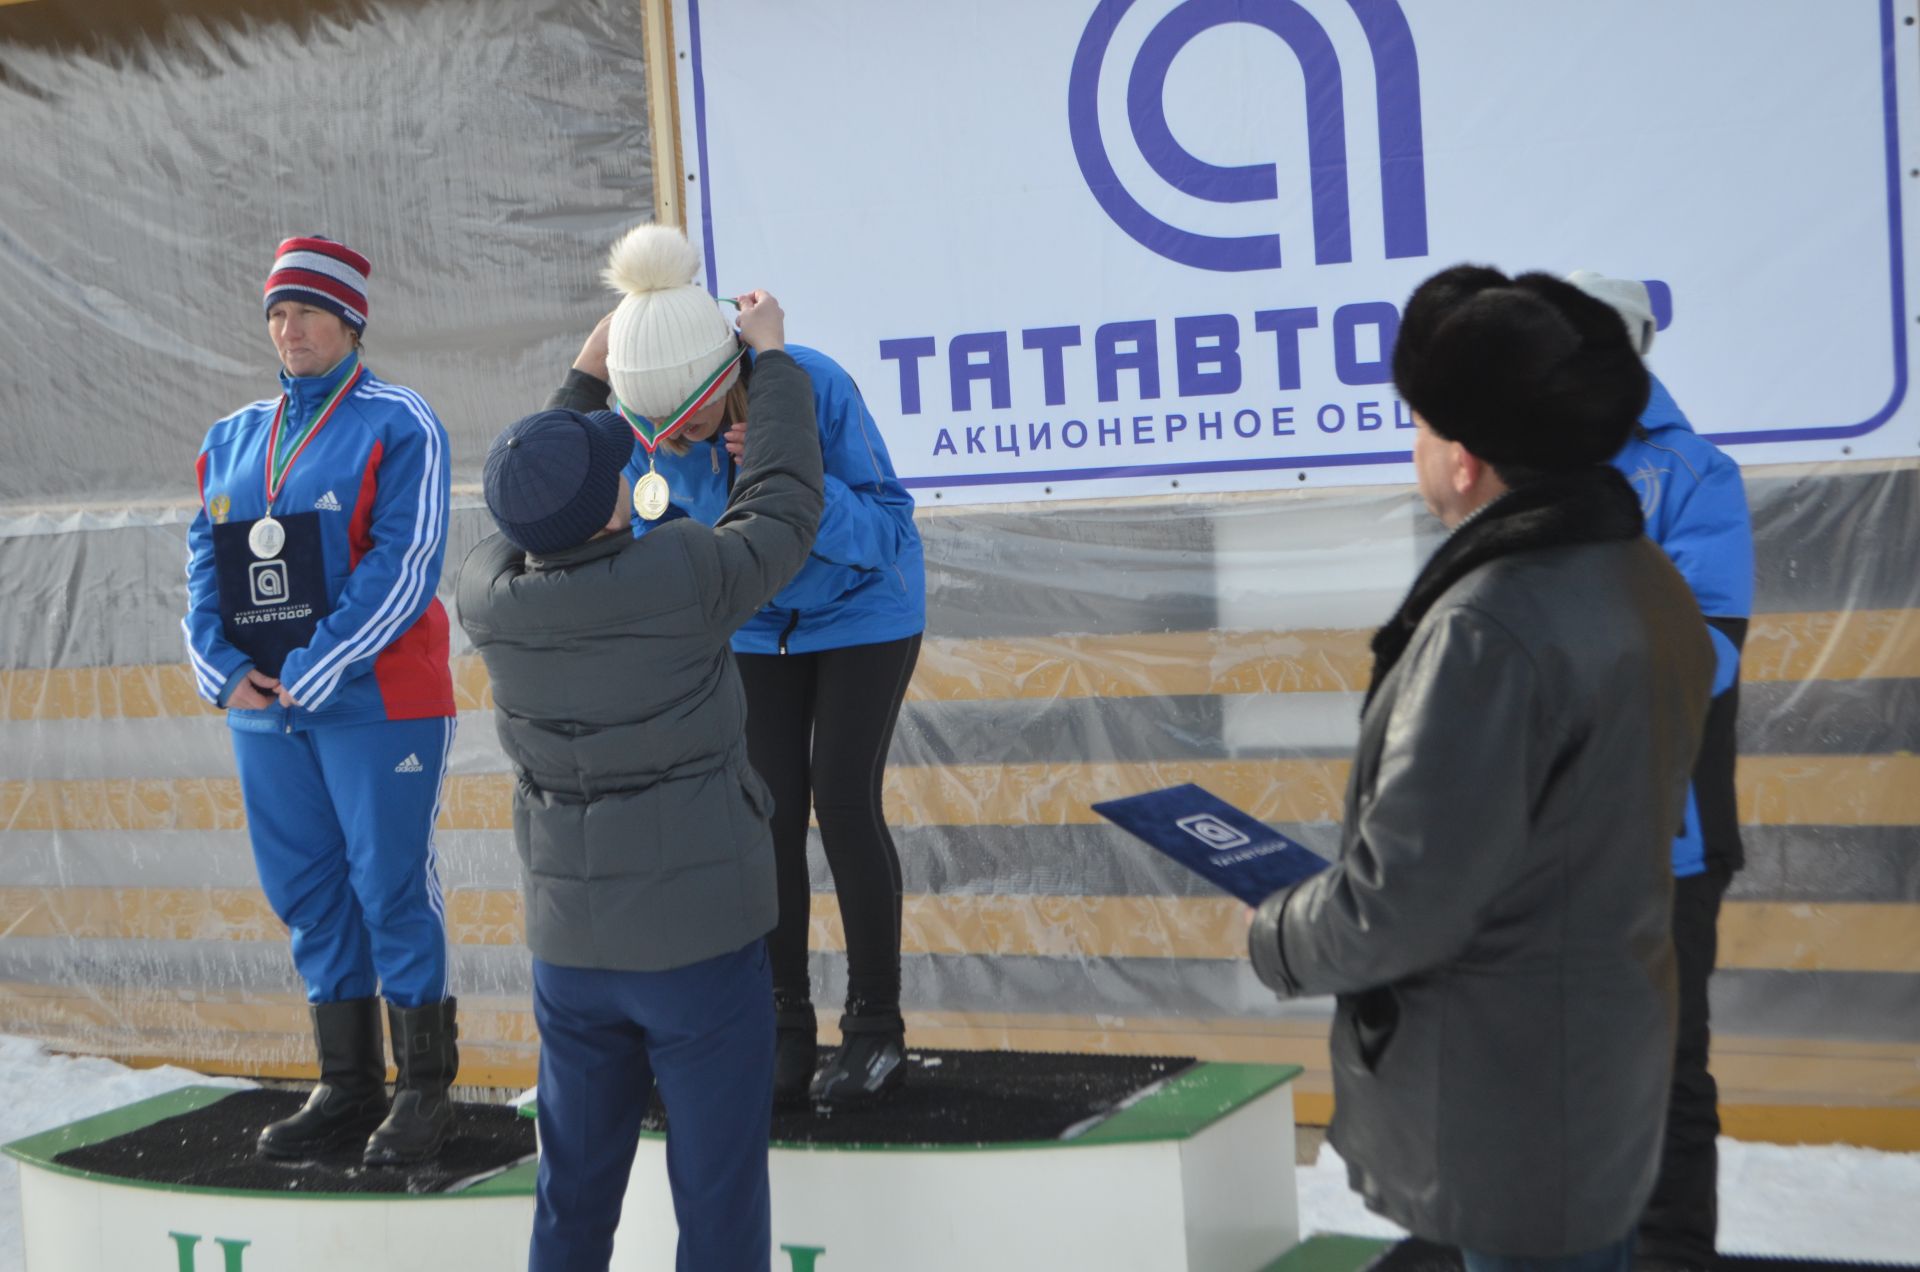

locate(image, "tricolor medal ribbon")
(614, 344), (745, 522)
(255, 357), (363, 558)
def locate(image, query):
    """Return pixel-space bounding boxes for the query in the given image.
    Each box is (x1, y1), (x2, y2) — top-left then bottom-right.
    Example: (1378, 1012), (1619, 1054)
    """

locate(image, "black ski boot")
(363, 997), (459, 1166)
(257, 997), (388, 1160)
(809, 1000), (905, 1106)
(773, 994), (819, 1109)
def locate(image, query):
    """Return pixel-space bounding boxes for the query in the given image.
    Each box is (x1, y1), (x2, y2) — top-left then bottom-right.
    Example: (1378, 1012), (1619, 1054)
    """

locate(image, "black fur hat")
(1391, 264), (1649, 471)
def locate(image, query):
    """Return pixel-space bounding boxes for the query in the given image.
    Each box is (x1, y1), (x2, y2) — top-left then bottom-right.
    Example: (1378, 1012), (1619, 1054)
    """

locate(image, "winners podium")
(6, 1052), (1308, 1271)
(4, 1087), (538, 1270)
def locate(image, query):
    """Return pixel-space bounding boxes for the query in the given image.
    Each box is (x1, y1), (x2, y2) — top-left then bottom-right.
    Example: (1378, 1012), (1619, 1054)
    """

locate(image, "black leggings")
(1639, 863), (1731, 1263)
(736, 633), (921, 1013)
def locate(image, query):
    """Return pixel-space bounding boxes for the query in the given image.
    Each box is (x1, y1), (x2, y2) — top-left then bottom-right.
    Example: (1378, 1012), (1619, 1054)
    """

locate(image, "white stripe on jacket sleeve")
(285, 383), (446, 709)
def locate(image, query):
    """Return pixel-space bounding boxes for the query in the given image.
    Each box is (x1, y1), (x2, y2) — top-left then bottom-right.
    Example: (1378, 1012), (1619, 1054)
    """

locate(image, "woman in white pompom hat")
(553, 225), (925, 1109)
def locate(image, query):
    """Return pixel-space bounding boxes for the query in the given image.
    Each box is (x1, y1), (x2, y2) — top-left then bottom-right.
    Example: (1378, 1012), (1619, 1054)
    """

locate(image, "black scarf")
(1365, 465), (1644, 709)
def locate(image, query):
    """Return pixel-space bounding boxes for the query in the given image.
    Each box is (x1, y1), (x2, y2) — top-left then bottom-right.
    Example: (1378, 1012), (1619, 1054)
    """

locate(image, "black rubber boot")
(809, 1000), (905, 1106)
(773, 994), (819, 1109)
(257, 998), (388, 1160)
(363, 997), (459, 1166)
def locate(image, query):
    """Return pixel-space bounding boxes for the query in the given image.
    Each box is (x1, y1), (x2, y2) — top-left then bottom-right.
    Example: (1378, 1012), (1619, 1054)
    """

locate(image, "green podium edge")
(4, 1061), (1304, 1200)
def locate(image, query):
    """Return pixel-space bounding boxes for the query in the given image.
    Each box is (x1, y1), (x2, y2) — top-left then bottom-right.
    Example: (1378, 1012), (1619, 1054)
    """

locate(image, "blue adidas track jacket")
(184, 353), (455, 731)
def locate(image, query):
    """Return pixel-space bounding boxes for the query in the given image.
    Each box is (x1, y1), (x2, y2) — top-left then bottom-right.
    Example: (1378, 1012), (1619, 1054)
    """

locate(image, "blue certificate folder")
(212, 512), (329, 679)
(1092, 783), (1330, 906)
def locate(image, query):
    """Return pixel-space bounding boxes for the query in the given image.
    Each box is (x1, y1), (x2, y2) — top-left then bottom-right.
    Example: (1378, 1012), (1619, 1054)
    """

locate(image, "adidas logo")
(314, 490), (342, 512)
(394, 753), (424, 774)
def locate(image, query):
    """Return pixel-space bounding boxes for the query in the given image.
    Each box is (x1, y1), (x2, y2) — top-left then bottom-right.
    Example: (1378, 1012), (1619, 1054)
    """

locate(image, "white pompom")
(603, 225), (702, 296)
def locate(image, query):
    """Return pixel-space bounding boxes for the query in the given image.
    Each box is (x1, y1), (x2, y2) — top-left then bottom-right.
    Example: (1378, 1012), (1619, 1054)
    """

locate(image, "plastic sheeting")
(0, 0), (651, 510)
(0, 1), (1917, 1124)
(4, 464), (1919, 1096)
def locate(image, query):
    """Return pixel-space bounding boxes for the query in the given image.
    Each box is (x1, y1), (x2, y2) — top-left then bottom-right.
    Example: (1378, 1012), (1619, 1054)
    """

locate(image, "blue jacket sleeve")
(1652, 447), (1753, 692)
(808, 371), (915, 572)
(811, 469), (915, 573)
(766, 365), (915, 611)
(277, 391), (451, 712)
(182, 478), (253, 706)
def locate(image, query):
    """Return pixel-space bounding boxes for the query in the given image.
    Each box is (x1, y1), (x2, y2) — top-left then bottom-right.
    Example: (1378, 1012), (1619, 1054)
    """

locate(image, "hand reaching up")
(572, 311), (616, 382)
(733, 290), (785, 353)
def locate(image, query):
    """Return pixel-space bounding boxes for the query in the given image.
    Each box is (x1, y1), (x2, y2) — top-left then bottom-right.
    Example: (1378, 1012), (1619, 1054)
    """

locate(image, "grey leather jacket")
(1251, 533), (1712, 1255)
(456, 350), (823, 972)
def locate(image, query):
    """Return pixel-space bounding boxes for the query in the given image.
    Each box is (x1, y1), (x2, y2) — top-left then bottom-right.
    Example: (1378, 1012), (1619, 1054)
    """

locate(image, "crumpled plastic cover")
(0, 0), (651, 510)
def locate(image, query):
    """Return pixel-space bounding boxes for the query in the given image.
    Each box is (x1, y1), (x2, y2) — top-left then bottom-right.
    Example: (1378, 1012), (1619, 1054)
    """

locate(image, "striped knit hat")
(263, 236), (371, 333)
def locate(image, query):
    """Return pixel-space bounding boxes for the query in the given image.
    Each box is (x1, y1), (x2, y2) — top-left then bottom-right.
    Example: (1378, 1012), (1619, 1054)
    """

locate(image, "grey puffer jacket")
(456, 349), (823, 972)
(1250, 477), (1712, 1256)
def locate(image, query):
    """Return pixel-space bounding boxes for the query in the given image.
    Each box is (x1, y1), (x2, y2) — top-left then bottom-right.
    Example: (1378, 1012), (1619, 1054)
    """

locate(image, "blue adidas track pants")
(230, 716), (453, 1009)
(530, 942), (774, 1272)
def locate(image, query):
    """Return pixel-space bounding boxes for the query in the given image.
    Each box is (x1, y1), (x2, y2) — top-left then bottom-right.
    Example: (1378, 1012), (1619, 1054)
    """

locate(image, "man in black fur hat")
(1247, 266), (1716, 1272)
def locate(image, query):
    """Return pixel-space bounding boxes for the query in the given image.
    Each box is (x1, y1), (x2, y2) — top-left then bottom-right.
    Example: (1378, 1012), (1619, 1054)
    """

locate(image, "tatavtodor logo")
(248, 560), (289, 608)
(1176, 812), (1253, 852)
(1068, 0), (1430, 272)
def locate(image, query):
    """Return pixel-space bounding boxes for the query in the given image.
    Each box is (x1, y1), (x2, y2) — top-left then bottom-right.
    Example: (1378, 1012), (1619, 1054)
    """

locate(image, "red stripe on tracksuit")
(339, 438), (451, 720)
(348, 442), (381, 568)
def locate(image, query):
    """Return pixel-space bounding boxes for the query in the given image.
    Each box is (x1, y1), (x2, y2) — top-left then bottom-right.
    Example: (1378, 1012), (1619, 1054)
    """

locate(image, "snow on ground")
(1298, 1137), (1920, 1261)
(0, 1035), (251, 1271)
(0, 1034), (1914, 1267)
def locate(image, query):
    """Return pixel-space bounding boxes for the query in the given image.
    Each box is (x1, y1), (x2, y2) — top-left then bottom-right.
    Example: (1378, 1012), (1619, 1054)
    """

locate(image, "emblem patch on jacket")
(209, 493), (231, 524)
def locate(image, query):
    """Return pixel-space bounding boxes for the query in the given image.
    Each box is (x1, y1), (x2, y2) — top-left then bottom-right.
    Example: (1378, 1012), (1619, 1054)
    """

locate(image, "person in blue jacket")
(184, 235), (460, 1165)
(550, 225), (926, 1106)
(1571, 271), (1755, 1272)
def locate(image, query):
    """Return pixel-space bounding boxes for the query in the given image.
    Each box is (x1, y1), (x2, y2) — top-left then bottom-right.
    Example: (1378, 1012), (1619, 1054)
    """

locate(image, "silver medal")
(636, 470), (671, 521)
(248, 515), (286, 560)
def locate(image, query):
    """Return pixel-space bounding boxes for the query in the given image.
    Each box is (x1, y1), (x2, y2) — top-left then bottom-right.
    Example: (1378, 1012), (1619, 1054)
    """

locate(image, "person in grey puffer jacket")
(1248, 267), (1713, 1272)
(456, 291), (821, 1272)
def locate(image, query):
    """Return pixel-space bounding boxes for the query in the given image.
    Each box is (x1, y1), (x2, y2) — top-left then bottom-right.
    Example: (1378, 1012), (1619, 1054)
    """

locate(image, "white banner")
(673, 0), (1919, 504)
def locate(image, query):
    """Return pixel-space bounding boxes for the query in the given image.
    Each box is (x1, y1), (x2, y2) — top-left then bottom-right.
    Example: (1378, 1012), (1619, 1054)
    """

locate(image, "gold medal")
(616, 345), (740, 524)
(635, 469), (671, 521)
(248, 515), (286, 560)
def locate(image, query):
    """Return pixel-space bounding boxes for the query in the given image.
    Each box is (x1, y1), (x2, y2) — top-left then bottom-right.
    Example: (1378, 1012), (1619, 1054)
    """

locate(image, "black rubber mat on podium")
(642, 1048), (1195, 1146)
(54, 1089), (534, 1194)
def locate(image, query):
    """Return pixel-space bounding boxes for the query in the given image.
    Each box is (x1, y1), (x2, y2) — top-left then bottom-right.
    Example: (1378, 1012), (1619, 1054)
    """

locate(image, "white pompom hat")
(604, 226), (739, 422)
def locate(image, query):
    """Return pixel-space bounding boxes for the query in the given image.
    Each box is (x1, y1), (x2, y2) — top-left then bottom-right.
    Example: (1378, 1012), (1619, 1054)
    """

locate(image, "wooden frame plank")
(0, 888), (1914, 973)
(638, 0), (685, 230)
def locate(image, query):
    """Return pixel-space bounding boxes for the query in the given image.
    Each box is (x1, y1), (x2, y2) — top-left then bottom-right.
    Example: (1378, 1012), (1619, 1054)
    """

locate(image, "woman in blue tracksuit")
(551, 225), (925, 1105)
(183, 235), (459, 1164)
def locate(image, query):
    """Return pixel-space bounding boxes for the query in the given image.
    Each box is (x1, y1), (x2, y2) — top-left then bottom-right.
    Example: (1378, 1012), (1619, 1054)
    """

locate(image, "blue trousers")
(530, 943), (773, 1272)
(1463, 1236), (1633, 1272)
(231, 716), (453, 1008)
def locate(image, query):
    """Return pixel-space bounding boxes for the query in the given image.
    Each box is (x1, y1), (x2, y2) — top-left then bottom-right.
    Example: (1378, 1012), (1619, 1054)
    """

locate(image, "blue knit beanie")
(483, 409), (635, 555)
